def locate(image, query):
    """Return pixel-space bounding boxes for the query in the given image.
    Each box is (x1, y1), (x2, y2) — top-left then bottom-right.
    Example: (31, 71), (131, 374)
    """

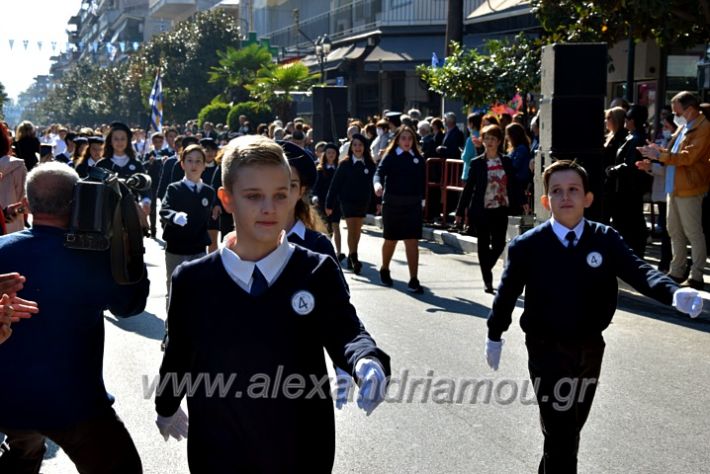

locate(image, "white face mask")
(376, 128), (385, 137)
(674, 114), (687, 128)
(662, 130), (672, 139)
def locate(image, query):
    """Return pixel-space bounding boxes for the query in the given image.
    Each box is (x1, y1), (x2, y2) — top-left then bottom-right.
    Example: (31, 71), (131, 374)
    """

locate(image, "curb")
(363, 214), (710, 321)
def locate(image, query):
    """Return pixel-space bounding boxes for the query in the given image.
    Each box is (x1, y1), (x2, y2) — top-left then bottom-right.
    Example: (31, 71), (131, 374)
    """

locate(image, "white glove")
(673, 288), (703, 318)
(311, 195), (319, 205)
(485, 337), (504, 371)
(173, 212), (188, 227)
(334, 367), (352, 409)
(355, 357), (387, 416)
(156, 407), (189, 441)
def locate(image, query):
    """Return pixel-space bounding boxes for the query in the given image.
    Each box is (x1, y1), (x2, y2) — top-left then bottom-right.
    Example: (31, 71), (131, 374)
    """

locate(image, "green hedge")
(226, 101), (273, 131)
(197, 102), (231, 128)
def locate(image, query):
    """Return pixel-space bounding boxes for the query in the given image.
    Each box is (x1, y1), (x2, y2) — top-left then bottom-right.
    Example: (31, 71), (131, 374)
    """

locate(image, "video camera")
(64, 167), (151, 284)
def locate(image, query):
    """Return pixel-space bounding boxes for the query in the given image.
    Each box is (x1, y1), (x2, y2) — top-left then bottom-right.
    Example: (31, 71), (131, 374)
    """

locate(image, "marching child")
(154, 135), (390, 472)
(314, 143), (344, 260)
(159, 144), (216, 295)
(485, 160), (703, 473)
(326, 133), (376, 274)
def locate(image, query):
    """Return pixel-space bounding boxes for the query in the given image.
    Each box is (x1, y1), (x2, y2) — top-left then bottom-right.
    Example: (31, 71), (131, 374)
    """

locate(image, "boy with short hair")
(155, 135), (390, 472)
(159, 144), (215, 295)
(485, 160), (702, 473)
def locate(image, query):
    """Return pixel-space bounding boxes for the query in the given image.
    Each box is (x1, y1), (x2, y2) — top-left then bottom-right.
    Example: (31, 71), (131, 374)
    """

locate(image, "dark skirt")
(340, 202), (369, 219)
(382, 194), (423, 240)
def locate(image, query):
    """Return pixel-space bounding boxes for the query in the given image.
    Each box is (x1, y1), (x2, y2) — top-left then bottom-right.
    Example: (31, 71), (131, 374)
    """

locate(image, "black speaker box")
(541, 43), (607, 97)
(312, 86), (349, 144)
(539, 96), (606, 153)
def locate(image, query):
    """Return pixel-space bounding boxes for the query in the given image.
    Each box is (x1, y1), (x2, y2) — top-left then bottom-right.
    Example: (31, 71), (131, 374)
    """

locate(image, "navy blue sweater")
(373, 150), (426, 200)
(156, 247), (390, 472)
(288, 228), (337, 261)
(0, 226), (149, 429)
(160, 181), (216, 255)
(325, 159), (376, 212)
(488, 220), (679, 341)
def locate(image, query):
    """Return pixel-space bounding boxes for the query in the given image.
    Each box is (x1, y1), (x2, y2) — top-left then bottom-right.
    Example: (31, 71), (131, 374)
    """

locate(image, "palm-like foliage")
(247, 62), (319, 121)
(209, 44), (275, 103)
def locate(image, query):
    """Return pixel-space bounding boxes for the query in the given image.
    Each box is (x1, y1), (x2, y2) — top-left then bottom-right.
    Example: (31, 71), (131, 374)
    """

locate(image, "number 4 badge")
(586, 252), (603, 268)
(291, 290), (315, 315)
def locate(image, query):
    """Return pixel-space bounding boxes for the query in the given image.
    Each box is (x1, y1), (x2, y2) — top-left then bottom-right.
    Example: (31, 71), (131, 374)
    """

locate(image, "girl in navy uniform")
(279, 141), (337, 261)
(74, 136), (104, 178)
(325, 134), (376, 274)
(199, 137), (222, 252)
(374, 125), (426, 293)
(159, 144), (216, 296)
(95, 122), (151, 219)
(313, 143), (344, 260)
(155, 135), (390, 473)
(455, 124), (518, 293)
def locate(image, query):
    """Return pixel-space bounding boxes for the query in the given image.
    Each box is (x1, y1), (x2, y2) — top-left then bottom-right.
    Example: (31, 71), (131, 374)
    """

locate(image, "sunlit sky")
(1, 0), (83, 101)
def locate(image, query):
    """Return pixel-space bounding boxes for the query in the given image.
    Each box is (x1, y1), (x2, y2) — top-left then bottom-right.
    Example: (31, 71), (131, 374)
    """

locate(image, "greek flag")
(149, 72), (163, 132)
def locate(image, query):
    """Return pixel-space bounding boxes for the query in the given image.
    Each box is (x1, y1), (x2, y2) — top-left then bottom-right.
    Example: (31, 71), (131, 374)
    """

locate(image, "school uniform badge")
(291, 290), (315, 315)
(201, 197), (209, 207)
(586, 252), (603, 268)
(413, 158), (419, 164)
(363, 168), (369, 175)
(129, 164), (136, 171)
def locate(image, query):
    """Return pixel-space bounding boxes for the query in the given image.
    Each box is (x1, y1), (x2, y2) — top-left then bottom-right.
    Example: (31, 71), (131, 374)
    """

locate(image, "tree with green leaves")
(530, 0), (710, 48)
(209, 44), (275, 104)
(246, 62), (319, 121)
(417, 34), (541, 110)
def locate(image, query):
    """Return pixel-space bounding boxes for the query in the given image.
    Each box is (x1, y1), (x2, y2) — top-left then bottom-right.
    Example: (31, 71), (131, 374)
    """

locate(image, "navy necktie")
(250, 266), (268, 297)
(565, 231), (576, 249)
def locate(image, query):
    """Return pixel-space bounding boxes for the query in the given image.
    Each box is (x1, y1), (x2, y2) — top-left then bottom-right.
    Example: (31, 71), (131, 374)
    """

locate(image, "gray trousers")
(165, 251), (206, 300)
(668, 194), (707, 282)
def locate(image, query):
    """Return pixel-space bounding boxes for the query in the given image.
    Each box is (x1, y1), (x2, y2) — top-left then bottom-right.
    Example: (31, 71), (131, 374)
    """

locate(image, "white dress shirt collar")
(219, 232), (294, 292)
(550, 216), (585, 246)
(352, 155), (364, 164)
(111, 155), (130, 167)
(181, 177), (203, 192)
(396, 146), (415, 156)
(287, 219), (306, 240)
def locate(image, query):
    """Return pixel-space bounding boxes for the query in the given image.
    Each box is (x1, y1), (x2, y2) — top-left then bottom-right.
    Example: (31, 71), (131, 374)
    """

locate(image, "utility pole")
(443, 0), (463, 115)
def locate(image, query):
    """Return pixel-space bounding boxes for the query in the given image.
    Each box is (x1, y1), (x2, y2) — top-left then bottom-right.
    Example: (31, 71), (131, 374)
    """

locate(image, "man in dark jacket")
(436, 112), (465, 159)
(0, 162), (149, 474)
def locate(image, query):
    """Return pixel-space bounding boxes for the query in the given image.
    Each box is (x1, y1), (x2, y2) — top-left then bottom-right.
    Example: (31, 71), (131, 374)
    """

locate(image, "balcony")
(149, 0), (196, 20)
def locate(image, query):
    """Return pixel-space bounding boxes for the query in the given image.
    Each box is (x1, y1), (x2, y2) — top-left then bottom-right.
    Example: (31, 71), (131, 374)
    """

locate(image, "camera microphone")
(124, 173), (152, 193)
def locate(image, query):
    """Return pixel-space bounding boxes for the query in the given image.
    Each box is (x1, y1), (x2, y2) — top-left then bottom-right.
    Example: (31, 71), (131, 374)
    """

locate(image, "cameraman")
(0, 163), (149, 474)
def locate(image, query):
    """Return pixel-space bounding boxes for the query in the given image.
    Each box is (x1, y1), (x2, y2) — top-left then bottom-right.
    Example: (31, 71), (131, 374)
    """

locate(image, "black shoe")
(349, 253), (362, 275)
(684, 278), (705, 291)
(380, 268), (393, 287)
(338, 253), (346, 262)
(407, 278), (423, 294)
(484, 286), (496, 294)
(668, 273), (685, 284)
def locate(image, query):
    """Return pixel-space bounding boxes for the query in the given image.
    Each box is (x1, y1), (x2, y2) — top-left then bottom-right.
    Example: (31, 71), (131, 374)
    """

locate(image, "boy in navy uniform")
(154, 135), (390, 473)
(159, 144), (216, 295)
(485, 160), (703, 473)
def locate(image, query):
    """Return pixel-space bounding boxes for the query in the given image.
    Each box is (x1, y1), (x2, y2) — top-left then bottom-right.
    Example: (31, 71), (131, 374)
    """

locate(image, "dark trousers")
(525, 335), (605, 474)
(0, 408), (142, 474)
(656, 202), (671, 272)
(149, 198), (158, 235)
(471, 207), (508, 288)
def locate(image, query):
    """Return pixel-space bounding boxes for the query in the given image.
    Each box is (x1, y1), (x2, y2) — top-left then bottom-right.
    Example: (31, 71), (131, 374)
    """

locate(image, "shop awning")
(466, 0), (531, 24)
(363, 36), (445, 71)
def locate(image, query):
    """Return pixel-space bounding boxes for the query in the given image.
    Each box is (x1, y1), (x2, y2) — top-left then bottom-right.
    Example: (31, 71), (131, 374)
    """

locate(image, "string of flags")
(2, 38), (142, 55)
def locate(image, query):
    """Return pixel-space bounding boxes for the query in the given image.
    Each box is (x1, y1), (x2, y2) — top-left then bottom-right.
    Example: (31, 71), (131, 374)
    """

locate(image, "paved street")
(37, 224), (710, 473)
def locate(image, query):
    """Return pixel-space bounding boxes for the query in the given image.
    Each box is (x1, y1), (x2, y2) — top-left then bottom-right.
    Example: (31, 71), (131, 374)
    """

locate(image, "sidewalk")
(364, 214), (710, 321)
